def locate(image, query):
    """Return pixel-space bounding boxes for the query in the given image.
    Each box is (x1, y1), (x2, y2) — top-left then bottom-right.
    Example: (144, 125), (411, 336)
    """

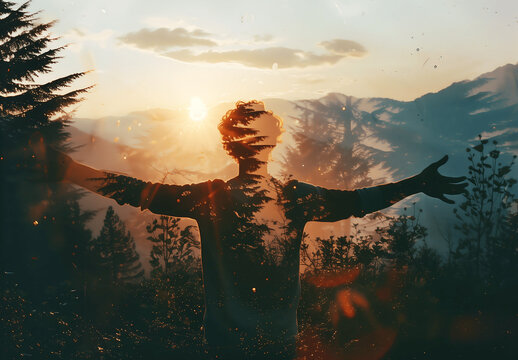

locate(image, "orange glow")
(145, 106), (228, 178)
(307, 268), (360, 288)
(337, 289), (356, 318)
(336, 288), (370, 319)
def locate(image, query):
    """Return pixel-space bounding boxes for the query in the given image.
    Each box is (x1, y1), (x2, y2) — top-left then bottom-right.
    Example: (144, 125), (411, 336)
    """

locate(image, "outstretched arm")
(296, 155), (467, 222)
(357, 155), (467, 215)
(38, 147), (219, 219)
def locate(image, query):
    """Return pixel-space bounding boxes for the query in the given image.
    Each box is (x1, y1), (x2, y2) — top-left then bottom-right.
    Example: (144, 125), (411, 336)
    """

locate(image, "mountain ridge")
(68, 62), (518, 255)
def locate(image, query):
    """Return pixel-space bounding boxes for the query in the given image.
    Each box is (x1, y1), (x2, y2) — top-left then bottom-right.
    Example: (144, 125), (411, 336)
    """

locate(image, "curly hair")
(218, 101), (282, 164)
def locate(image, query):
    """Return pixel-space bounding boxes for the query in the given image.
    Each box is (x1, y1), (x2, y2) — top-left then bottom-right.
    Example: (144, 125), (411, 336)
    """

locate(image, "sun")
(189, 97), (208, 122)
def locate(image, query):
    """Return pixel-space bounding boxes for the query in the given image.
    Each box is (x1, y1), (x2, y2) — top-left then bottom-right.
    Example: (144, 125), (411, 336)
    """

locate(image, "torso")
(196, 175), (305, 347)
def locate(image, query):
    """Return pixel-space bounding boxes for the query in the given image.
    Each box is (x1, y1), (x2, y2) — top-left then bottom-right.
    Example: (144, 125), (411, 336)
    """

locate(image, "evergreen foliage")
(93, 206), (144, 284)
(281, 98), (377, 189)
(218, 100), (274, 174)
(380, 207), (427, 269)
(146, 216), (198, 277)
(2, 142), (516, 358)
(0, 0), (91, 282)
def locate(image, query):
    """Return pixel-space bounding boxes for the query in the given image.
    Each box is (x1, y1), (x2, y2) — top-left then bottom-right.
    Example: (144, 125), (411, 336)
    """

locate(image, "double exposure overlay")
(1, 1), (518, 359)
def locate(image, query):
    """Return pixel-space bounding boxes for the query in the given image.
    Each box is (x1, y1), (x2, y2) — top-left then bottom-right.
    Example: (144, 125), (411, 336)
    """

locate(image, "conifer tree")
(0, 0), (89, 166)
(281, 97), (382, 239)
(281, 97), (376, 190)
(379, 210), (427, 269)
(0, 0), (91, 286)
(93, 206), (144, 284)
(146, 216), (198, 277)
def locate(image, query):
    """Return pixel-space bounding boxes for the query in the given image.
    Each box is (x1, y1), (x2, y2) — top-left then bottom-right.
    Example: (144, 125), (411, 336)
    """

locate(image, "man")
(40, 100), (466, 359)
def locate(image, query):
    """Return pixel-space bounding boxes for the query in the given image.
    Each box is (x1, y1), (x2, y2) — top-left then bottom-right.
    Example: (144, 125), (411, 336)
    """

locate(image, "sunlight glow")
(189, 97), (208, 122)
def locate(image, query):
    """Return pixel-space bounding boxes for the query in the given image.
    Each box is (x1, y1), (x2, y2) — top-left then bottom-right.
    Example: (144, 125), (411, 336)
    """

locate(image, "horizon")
(67, 61), (515, 119)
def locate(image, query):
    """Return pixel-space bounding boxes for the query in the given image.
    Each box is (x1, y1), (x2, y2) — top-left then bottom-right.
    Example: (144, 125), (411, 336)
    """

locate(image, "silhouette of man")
(41, 101), (466, 359)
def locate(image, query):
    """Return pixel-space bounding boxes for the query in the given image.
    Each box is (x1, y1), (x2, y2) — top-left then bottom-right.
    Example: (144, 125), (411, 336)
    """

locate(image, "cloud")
(64, 28), (114, 52)
(252, 34), (274, 43)
(319, 39), (367, 57)
(118, 24), (367, 69)
(118, 27), (217, 50)
(164, 47), (348, 69)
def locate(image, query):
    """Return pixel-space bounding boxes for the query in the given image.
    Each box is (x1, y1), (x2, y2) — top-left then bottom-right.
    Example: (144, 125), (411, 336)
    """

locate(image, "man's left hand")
(416, 155), (467, 204)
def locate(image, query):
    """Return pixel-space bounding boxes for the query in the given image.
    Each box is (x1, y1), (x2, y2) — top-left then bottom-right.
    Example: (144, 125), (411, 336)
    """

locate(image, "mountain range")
(69, 62), (518, 263)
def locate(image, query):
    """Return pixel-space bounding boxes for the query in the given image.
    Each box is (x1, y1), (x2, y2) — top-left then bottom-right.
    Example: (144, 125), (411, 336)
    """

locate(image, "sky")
(31, 0), (518, 118)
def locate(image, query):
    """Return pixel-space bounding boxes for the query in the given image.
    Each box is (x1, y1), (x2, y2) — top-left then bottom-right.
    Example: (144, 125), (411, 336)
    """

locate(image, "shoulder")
(210, 178), (227, 188)
(187, 178), (226, 189)
(207, 178), (228, 195)
(283, 179), (322, 197)
(149, 179), (228, 200)
(180, 178), (228, 195)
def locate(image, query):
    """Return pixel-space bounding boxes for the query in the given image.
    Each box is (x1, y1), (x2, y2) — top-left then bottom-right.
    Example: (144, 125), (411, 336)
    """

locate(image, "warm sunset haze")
(30, 0), (518, 118)
(2, 1), (518, 359)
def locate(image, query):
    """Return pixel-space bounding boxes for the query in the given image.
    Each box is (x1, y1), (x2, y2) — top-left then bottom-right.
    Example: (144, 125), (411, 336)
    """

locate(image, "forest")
(1, 1), (517, 359)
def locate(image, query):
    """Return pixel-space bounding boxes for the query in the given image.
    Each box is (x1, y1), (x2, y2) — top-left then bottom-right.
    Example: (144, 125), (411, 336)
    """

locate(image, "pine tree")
(0, 4), (96, 355)
(146, 215), (198, 277)
(282, 96), (377, 190)
(0, 0), (89, 167)
(93, 206), (144, 284)
(0, 1), (91, 288)
(377, 208), (427, 269)
(218, 100), (273, 256)
(281, 96), (383, 238)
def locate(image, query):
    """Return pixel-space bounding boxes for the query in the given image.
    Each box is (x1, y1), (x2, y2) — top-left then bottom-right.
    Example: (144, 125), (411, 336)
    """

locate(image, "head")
(218, 101), (284, 172)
